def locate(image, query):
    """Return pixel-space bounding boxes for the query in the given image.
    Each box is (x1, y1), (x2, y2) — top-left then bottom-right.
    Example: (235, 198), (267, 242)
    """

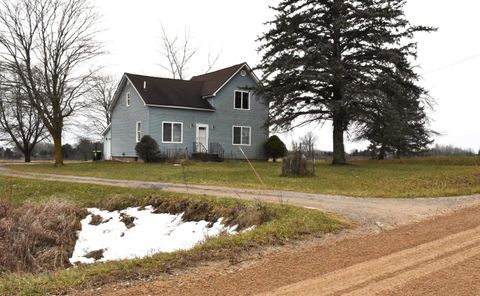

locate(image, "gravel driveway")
(2, 165), (480, 229)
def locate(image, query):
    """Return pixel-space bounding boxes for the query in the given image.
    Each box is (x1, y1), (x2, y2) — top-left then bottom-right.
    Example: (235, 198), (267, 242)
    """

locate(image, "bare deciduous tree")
(159, 25), (197, 80)
(0, 0), (103, 165)
(300, 132), (318, 160)
(86, 74), (117, 136)
(205, 47), (222, 74)
(159, 25), (221, 79)
(0, 71), (48, 162)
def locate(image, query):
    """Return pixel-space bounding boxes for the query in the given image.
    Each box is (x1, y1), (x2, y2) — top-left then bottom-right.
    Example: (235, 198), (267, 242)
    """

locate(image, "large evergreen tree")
(257, 0), (435, 164)
(355, 72), (436, 159)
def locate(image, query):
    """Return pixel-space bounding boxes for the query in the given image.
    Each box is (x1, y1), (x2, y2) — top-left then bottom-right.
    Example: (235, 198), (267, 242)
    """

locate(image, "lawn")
(8, 156), (480, 198)
(0, 176), (344, 295)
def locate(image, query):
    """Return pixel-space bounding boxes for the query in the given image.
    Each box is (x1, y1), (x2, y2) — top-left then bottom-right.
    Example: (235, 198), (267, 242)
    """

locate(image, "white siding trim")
(146, 104), (215, 112)
(126, 76), (148, 106)
(108, 74), (148, 112)
(135, 121), (142, 143)
(126, 92), (131, 107)
(162, 121), (184, 144)
(101, 123), (112, 136)
(211, 63), (260, 97)
(232, 125), (251, 146)
(233, 90), (250, 110)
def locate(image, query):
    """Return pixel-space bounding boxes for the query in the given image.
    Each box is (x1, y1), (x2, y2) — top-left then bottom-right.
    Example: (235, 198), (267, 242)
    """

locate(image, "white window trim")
(233, 90), (250, 110)
(232, 125), (251, 146)
(126, 92), (131, 107)
(162, 121), (183, 144)
(135, 121), (142, 143)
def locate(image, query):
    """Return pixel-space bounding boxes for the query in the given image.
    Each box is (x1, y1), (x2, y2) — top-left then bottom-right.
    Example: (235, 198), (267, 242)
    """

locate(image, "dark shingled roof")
(123, 63), (249, 111)
(125, 73), (215, 110)
(191, 63), (245, 97)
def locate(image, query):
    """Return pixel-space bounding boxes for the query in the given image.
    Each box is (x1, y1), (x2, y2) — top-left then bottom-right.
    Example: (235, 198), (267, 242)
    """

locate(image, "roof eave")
(209, 63), (261, 97)
(107, 74), (148, 113)
(101, 123), (112, 136)
(145, 104), (215, 112)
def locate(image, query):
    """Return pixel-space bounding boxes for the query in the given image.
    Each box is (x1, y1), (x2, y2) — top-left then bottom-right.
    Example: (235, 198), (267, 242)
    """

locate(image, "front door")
(196, 124), (209, 153)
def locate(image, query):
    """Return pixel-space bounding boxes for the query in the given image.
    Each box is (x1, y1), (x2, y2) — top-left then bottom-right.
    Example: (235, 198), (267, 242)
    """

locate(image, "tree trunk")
(53, 132), (64, 166)
(378, 145), (386, 160)
(332, 109), (347, 165)
(24, 153), (31, 163)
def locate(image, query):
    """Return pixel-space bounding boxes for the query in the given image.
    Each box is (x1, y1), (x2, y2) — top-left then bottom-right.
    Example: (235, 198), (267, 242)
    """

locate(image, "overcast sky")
(82, 0), (479, 152)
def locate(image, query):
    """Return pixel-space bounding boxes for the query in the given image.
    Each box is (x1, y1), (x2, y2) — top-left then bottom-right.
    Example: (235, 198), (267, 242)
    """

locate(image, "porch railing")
(193, 142), (224, 159)
(193, 142), (208, 154)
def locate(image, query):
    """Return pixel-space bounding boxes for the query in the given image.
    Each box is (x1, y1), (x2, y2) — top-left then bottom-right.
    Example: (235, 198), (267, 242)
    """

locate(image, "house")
(103, 63), (269, 161)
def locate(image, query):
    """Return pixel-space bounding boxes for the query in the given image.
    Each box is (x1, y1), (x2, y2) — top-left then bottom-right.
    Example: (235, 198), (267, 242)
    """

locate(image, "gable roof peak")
(109, 62), (258, 112)
(191, 62), (258, 97)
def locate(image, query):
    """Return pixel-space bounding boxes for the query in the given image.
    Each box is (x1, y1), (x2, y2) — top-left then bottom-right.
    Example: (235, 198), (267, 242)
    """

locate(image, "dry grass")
(119, 213), (136, 229)
(89, 214), (104, 226)
(0, 194), (272, 276)
(98, 195), (272, 231)
(0, 200), (87, 274)
(0, 177), (344, 295)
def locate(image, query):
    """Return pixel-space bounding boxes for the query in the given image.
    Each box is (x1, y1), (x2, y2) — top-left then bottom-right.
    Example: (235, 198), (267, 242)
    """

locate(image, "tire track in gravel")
(264, 225), (480, 296)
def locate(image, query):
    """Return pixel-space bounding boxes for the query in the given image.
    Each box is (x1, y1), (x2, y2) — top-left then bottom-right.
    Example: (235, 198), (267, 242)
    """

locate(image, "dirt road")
(86, 204), (480, 296)
(1, 166), (480, 229)
(3, 166), (480, 295)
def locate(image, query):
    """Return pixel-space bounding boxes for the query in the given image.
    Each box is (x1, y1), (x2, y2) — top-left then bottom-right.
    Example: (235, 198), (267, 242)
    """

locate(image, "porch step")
(192, 153), (224, 162)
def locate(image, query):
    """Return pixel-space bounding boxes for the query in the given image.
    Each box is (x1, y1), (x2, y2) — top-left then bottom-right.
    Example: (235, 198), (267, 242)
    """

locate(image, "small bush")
(282, 144), (313, 177)
(135, 135), (162, 163)
(264, 135), (287, 162)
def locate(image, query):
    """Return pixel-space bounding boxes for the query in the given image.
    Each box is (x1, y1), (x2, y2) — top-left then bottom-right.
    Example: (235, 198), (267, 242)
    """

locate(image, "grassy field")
(8, 156), (480, 198)
(0, 176), (344, 295)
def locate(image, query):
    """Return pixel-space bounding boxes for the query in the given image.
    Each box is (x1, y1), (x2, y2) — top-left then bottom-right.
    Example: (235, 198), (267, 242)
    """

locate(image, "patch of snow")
(69, 206), (239, 264)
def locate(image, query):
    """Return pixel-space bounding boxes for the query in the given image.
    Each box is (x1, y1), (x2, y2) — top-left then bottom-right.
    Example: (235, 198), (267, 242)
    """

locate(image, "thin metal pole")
(239, 147), (267, 190)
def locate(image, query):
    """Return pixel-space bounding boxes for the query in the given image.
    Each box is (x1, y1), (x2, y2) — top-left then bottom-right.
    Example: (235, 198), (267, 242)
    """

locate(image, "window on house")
(126, 92), (131, 106)
(232, 126), (251, 145)
(163, 122), (183, 143)
(136, 121), (142, 143)
(234, 90), (250, 110)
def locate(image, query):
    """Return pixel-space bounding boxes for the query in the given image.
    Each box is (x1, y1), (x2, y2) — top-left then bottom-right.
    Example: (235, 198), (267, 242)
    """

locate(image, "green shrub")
(135, 135), (161, 163)
(264, 135), (287, 162)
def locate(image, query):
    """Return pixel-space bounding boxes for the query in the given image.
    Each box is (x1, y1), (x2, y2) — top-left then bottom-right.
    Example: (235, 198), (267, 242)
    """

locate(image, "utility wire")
(422, 54), (480, 75)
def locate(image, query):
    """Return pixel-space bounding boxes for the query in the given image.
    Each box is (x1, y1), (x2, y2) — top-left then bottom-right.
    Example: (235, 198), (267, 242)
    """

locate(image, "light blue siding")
(111, 70), (269, 160)
(111, 81), (149, 157)
(148, 72), (268, 159)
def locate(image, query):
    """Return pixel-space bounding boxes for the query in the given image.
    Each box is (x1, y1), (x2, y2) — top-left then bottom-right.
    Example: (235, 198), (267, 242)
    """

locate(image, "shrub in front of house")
(135, 135), (162, 163)
(264, 135), (287, 162)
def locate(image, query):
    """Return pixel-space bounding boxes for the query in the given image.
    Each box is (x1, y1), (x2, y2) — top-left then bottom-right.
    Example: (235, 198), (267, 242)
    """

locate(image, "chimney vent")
(143, 81), (147, 89)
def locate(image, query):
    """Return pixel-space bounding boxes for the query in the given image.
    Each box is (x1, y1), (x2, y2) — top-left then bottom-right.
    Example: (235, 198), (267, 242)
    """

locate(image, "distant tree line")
(426, 144), (479, 157)
(350, 144), (479, 159)
(0, 137), (101, 161)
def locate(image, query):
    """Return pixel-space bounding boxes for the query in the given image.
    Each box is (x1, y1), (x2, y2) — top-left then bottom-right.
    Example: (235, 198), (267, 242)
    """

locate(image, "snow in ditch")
(70, 206), (238, 264)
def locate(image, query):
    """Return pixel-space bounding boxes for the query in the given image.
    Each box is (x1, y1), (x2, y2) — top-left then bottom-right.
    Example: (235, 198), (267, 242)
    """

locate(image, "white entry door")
(196, 124), (209, 152)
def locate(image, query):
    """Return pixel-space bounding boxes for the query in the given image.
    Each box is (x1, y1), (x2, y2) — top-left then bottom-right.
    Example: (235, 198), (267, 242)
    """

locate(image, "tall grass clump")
(0, 200), (86, 274)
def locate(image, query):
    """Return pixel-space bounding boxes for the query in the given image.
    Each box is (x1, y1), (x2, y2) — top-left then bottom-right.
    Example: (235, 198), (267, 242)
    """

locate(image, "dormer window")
(234, 90), (250, 110)
(126, 92), (131, 107)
